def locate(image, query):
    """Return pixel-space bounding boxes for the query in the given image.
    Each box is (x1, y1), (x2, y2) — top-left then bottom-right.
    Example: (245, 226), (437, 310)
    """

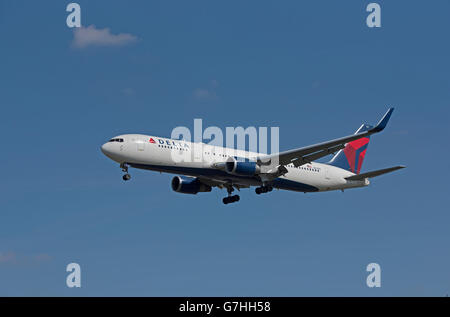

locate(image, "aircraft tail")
(328, 124), (373, 174)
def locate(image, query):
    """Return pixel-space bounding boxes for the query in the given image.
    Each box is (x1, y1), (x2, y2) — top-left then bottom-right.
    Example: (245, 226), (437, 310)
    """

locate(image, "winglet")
(370, 108), (394, 133)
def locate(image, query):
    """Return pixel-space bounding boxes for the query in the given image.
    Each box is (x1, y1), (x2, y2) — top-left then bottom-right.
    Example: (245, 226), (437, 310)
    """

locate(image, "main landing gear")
(223, 195), (240, 204)
(223, 186), (240, 205)
(120, 163), (131, 181)
(255, 185), (273, 195)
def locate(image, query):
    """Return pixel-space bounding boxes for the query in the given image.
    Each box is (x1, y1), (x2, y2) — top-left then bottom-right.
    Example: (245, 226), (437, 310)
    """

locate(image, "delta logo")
(149, 137), (190, 148)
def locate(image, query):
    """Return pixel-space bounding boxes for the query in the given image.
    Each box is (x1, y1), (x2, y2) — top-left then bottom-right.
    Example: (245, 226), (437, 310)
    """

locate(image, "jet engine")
(171, 176), (212, 194)
(225, 157), (261, 176)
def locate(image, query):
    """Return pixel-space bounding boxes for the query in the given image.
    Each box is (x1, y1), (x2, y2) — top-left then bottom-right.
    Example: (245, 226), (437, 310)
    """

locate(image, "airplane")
(101, 108), (405, 204)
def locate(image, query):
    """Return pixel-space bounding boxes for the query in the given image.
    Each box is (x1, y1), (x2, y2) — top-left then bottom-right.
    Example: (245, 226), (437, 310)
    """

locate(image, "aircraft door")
(193, 143), (202, 163)
(324, 166), (331, 181)
(136, 140), (146, 152)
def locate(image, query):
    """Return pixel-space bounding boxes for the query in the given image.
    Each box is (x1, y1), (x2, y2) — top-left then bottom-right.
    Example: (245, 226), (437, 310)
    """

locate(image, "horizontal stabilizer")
(345, 165), (406, 181)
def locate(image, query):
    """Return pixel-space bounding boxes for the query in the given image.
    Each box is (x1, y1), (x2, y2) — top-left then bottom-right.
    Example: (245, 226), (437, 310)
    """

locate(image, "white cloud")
(193, 80), (219, 101)
(0, 252), (16, 264)
(72, 25), (138, 49)
(193, 88), (214, 100)
(0, 251), (51, 266)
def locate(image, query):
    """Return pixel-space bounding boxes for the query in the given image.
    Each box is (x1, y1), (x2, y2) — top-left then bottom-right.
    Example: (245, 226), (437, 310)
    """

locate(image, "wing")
(197, 176), (250, 190)
(259, 108), (394, 167)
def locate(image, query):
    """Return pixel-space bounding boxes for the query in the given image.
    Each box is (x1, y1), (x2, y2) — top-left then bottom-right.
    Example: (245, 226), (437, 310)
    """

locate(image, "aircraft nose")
(101, 142), (111, 156)
(101, 140), (123, 163)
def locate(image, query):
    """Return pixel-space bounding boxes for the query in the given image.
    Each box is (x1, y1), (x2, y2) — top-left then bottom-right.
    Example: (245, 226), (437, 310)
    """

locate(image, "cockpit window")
(108, 138), (124, 143)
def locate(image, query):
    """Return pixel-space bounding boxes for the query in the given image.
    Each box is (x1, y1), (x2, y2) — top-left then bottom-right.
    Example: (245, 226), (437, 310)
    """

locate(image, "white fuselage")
(101, 134), (369, 193)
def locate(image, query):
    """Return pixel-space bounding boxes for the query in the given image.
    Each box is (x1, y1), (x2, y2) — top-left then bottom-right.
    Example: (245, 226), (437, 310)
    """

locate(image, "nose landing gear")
(120, 163), (131, 181)
(223, 185), (240, 204)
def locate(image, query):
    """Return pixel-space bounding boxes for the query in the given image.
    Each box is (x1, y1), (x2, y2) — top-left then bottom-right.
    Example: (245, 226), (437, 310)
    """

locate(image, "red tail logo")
(343, 137), (369, 174)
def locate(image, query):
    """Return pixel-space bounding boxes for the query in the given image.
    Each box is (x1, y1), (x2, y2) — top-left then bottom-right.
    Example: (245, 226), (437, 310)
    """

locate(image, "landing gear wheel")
(256, 185), (273, 194)
(122, 174), (131, 181)
(223, 195), (240, 204)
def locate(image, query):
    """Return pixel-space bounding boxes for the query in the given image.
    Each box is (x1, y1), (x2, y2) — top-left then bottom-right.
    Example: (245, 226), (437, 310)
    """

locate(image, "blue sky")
(0, 0), (449, 296)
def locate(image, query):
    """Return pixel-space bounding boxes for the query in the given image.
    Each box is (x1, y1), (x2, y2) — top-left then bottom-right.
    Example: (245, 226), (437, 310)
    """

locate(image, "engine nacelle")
(171, 176), (212, 194)
(225, 157), (261, 176)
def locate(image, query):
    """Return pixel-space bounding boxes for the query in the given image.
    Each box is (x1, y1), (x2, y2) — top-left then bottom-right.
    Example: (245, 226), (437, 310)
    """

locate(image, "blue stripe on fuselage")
(271, 177), (319, 192)
(128, 163), (319, 193)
